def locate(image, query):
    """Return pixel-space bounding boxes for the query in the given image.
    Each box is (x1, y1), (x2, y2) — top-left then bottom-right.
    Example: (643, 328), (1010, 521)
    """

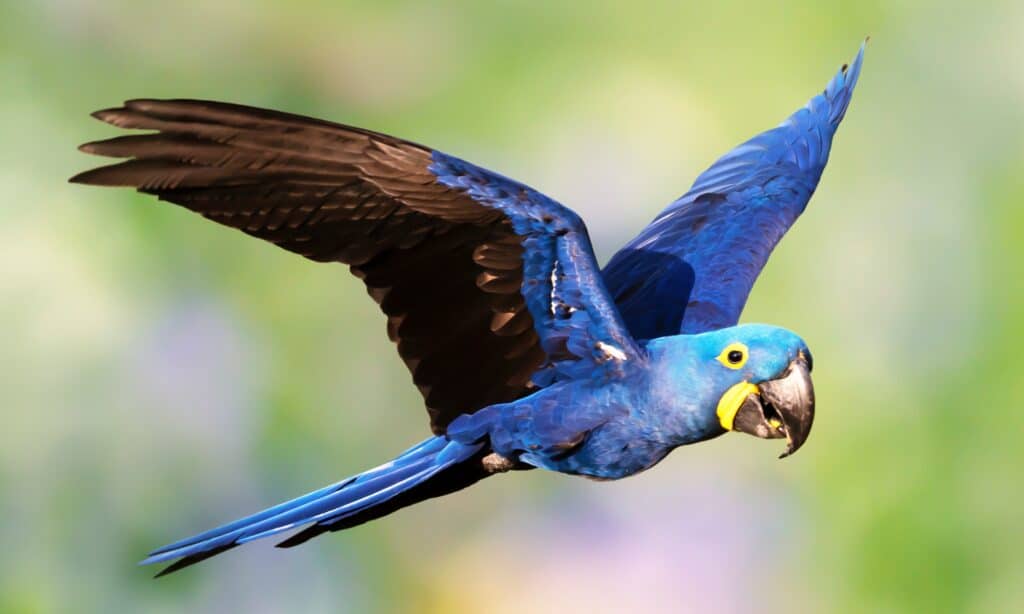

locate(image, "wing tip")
(67, 164), (135, 187)
(822, 39), (868, 127)
(88, 99), (185, 128)
(75, 140), (111, 157)
(90, 106), (128, 125)
(67, 167), (100, 185)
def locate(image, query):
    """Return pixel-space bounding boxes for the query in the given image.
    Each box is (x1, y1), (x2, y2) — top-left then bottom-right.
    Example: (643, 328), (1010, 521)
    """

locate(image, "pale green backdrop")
(2, 1), (1023, 612)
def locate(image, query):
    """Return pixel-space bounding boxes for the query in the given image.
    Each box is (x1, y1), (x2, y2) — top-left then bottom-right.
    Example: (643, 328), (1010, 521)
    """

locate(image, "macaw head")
(652, 323), (815, 457)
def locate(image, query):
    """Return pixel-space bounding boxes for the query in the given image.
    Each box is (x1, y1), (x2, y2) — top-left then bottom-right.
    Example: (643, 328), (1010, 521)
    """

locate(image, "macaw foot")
(482, 452), (516, 473)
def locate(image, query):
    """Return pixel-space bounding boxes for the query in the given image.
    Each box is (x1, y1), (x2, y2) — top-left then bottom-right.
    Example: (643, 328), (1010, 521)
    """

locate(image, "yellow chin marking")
(716, 382), (760, 431)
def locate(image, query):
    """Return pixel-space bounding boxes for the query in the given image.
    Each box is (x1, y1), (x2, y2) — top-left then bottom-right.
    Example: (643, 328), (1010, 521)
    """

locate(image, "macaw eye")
(716, 343), (749, 370)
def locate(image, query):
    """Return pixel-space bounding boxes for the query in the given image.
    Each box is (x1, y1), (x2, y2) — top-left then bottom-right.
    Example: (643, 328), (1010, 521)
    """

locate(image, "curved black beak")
(731, 353), (815, 458)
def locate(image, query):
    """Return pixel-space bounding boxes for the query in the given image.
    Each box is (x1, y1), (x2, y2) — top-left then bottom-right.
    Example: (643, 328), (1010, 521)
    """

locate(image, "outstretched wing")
(71, 100), (642, 433)
(603, 42), (865, 337)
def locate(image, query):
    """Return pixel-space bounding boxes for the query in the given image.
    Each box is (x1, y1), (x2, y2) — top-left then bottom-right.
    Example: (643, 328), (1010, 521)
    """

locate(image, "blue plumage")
(141, 437), (484, 573)
(69, 43), (863, 575)
(604, 42), (865, 337)
(429, 151), (643, 382)
(448, 324), (810, 479)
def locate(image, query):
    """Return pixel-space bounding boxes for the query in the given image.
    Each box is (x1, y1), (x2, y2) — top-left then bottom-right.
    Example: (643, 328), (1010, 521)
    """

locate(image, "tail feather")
(143, 436), (484, 576)
(276, 446), (496, 548)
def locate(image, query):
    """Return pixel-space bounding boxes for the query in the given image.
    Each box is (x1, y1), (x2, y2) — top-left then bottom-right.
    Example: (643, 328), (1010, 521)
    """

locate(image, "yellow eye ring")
(716, 342), (749, 370)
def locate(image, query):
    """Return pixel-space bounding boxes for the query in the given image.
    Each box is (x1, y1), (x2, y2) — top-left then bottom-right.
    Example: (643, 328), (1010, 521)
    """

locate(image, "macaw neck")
(640, 335), (727, 446)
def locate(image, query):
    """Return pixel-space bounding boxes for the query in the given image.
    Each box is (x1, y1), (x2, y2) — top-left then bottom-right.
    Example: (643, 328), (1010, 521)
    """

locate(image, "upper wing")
(603, 42), (865, 337)
(71, 100), (642, 433)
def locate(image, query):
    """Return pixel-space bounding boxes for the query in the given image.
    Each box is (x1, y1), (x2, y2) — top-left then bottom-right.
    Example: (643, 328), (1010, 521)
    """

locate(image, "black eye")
(727, 350), (744, 364)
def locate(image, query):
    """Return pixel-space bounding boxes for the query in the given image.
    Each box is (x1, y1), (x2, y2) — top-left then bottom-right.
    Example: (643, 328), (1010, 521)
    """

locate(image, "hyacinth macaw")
(71, 42), (864, 576)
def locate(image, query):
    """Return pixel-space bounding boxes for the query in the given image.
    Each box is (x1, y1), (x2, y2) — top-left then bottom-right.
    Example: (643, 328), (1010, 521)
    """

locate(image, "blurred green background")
(3, 1), (1023, 612)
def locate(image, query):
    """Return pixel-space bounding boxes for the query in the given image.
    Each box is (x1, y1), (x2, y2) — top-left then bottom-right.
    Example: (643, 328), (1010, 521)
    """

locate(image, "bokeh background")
(3, 1), (1023, 612)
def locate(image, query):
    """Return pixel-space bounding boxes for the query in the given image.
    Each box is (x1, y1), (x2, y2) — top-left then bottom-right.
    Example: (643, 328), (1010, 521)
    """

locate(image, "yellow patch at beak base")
(717, 382), (760, 431)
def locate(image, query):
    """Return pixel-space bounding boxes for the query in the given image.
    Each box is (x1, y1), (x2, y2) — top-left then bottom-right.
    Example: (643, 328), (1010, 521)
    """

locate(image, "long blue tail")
(142, 436), (485, 576)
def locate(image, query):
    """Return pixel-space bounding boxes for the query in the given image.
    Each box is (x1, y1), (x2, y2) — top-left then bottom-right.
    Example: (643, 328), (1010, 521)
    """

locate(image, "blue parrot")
(70, 42), (864, 576)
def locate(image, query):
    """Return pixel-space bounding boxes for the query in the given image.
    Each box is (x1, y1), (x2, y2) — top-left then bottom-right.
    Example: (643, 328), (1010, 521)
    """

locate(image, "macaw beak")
(723, 353), (815, 458)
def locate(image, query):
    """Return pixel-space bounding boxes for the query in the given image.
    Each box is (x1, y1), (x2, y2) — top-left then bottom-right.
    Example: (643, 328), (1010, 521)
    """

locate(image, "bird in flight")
(71, 43), (864, 576)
